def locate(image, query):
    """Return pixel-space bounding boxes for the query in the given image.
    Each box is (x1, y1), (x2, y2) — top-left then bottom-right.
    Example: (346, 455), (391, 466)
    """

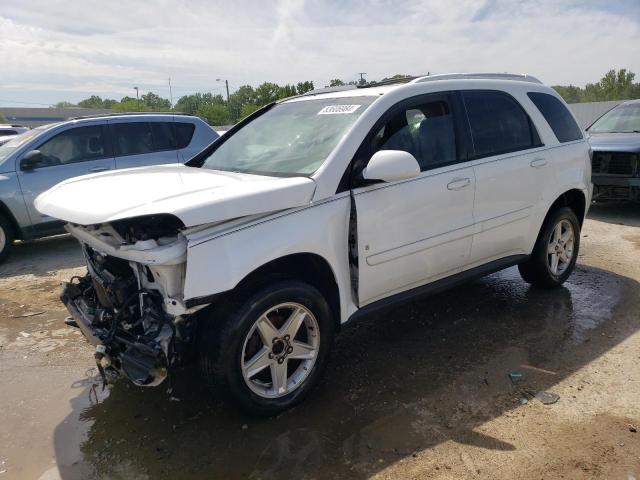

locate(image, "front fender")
(183, 195), (355, 322)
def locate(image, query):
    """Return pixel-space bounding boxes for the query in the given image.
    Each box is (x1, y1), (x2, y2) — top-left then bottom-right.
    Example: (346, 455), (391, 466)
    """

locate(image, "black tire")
(199, 280), (335, 416)
(0, 213), (15, 264)
(519, 206), (580, 289)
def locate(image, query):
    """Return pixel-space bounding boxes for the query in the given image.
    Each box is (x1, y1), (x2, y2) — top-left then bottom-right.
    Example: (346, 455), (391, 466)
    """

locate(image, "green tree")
(255, 82), (281, 105)
(102, 99), (118, 109)
(553, 69), (640, 103)
(278, 84), (298, 98)
(197, 103), (230, 125)
(295, 81), (314, 94)
(113, 97), (148, 112)
(329, 79), (345, 87)
(240, 103), (261, 118)
(228, 85), (257, 122)
(0, 112), (6, 123)
(78, 95), (105, 108)
(175, 93), (225, 115)
(141, 92), (171, 111)
(552, 85), (582, 104)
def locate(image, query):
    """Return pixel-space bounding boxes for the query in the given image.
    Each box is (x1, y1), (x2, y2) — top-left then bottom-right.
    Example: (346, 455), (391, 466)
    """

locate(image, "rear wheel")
(0, 213), (15, 264)
(519, 206), (580, 288)
(199, 281), (334, 416)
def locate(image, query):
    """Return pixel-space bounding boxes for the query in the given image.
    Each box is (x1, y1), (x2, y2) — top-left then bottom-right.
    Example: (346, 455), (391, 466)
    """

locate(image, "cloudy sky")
(1, 0), (639, 107)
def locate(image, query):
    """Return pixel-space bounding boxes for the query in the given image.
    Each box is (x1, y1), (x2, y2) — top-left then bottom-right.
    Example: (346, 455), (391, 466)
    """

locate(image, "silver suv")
(0, 125), (30, 146)
(0, 113), (218, 261)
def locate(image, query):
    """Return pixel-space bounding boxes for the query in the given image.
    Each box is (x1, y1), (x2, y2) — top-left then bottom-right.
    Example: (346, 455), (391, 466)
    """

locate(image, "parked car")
(0, 113), (218, 261)
(36, 73), (591, 415)
(586, 99), (640, 201)
(0, 125), (30, 146)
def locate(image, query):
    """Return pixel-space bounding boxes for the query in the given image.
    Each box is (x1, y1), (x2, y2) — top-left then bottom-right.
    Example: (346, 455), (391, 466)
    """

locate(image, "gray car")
(587, 99), (640, 201)
(0, 113), (218, 261)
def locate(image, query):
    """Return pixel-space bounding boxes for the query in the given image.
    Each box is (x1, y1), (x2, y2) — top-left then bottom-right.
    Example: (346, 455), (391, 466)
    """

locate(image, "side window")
(463, 91), (540, 158)
(527, 92), (583, 143)
(150, 122), (176, 151)
(37, 125), (108, 166)
(113, 123), (153, 156)
(371, 97), (457, 171)
(175, 122), (196, 148)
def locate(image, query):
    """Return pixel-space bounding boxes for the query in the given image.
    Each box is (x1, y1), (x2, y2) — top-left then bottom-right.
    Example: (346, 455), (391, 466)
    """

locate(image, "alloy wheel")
(547, 219), (575, 276)
(241, 302), (320, 398)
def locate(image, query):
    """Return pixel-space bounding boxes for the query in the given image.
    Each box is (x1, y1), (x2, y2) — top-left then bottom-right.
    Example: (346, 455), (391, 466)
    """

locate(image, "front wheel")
(519, 206), (580, 289)
(0, 213), (15, 264)
(199, 281), (335, 416)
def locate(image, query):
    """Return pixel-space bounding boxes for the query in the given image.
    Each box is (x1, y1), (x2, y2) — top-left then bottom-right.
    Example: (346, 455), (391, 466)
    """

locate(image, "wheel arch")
(0, 200), (23, 240)
(546, 188), (587, 227)
(227, 252), (342, 330)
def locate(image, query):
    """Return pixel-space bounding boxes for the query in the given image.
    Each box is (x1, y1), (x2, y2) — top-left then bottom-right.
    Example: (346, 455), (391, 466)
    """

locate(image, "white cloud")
(0, 0), (638, 106)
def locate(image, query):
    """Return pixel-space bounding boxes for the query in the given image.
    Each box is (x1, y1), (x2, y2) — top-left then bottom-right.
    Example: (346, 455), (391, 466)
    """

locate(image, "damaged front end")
(61, 214), (199, 387)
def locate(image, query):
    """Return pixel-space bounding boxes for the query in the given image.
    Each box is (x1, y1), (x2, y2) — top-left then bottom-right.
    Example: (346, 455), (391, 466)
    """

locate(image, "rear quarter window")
(462, 90), (542, 158)
(527, 92), (583, 143)
(175, 122), (196, 148)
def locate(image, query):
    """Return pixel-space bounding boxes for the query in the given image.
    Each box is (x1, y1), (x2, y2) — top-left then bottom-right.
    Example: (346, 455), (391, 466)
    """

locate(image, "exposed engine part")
(110, 214), (185, 243)
(60, 247), (192, 387)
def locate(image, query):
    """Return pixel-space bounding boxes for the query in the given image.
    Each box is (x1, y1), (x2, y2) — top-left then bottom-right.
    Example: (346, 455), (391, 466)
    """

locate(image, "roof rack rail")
(69, 111), (187, 120)
(410, 73), (543, 84)
(296, 85), (358, 98)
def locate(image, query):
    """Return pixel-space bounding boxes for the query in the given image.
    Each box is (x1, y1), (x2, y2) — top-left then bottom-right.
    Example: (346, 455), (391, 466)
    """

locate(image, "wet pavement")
(1, 204), (640, 479)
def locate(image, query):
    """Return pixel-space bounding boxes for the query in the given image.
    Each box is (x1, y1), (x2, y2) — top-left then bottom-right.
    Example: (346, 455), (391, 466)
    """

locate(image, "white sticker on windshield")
(318, 104), (361, 115)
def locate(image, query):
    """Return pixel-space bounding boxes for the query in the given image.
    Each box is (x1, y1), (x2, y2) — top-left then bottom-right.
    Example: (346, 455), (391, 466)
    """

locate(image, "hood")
(35, 164), (316, 227)
(587, 132), (640, 153)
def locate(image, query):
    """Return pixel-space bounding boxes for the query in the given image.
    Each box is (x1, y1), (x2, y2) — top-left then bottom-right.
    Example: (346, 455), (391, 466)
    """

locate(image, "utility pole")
(168, 78), (173, 110)
(133, 86), (140, 110)
(216, 78), (231, 120)
(357, 72), (367, 85)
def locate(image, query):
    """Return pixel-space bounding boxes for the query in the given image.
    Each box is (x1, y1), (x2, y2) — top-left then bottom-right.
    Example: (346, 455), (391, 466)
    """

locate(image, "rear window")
(113, 122), (177, 156)
(527, 92), (583, 142)
(463, 91), (541, 158)
(175, 122), (196, 148)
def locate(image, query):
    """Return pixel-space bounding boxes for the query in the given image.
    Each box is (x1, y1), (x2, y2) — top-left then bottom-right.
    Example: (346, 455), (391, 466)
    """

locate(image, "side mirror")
(362, 150), (420, 183)
(20, 150), (44, 171)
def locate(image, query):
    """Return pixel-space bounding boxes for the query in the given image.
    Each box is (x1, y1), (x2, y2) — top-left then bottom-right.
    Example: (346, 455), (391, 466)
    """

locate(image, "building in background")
(567, 100), (623, 129)
(0, 108), (113, 128)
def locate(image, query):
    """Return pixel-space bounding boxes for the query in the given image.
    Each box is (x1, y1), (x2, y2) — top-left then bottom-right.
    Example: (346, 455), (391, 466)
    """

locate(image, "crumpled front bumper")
(61, 282), (106, 347)
(60, 280), (170, 387)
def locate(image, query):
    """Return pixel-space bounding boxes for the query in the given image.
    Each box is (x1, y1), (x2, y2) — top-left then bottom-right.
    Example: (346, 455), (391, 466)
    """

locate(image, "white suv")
(36, 73), (592, 415)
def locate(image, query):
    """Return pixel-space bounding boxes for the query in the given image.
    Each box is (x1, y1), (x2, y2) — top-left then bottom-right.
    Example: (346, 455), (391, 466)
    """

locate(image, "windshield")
(199, 96), (376, 176)
(588, 103), (640, 133)
(0, 126), (50, 163)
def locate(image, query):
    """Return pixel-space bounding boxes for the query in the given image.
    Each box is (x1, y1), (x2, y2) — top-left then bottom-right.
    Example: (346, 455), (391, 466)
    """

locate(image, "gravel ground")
(1, 203), (639, 480)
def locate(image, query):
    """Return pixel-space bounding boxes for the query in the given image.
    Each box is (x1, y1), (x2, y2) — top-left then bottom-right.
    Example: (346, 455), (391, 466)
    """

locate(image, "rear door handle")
(447, 177), (471, 191)
(88, 166), (109, 172)
(530, 158), (547, 168)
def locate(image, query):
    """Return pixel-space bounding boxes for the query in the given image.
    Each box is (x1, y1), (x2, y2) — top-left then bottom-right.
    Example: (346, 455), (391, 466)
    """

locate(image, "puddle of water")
(4, 264), (635, 480)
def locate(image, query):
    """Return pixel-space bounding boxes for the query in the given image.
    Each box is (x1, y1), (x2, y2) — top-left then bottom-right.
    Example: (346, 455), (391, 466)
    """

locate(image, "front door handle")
(530, 158), (547, 168)
(88, 166), (109, 172)
(447, 177), (471, 191)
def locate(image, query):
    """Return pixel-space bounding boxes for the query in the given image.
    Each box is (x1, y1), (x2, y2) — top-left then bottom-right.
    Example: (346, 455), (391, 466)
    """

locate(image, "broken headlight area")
(61, 245), (195, 388)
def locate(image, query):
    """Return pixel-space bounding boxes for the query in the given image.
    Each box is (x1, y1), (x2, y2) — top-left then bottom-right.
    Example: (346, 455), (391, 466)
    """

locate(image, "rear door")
(353, 93), (476, 305)
(17, 122), (115, 232)
(110, 119), (179, 169)
(463, 90), (549, 265)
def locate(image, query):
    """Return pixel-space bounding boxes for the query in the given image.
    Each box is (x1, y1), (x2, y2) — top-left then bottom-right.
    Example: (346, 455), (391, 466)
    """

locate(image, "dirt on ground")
(1, 203), (640, 480)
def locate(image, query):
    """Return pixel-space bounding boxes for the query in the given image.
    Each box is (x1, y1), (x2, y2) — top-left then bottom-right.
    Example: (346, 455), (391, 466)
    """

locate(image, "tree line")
(53, 81), (315, 125)
(49, 69), (640, 126)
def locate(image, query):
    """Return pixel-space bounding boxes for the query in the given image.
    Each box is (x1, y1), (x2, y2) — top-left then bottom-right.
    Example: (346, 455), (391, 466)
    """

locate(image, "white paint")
(37, 76), (591, 324)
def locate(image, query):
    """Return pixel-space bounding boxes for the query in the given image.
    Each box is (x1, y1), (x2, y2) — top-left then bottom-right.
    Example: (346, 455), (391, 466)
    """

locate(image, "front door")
(17, 123), (115, 233)
(353, 93), (476, 306)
